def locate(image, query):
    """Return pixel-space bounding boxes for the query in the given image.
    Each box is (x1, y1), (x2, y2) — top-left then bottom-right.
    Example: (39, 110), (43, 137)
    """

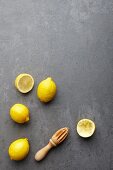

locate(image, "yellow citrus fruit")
(15, 73), (34, 93)
(37, 77), (57, 102)
(77, 119), (95, 138)
(10, 104), (30, 123)
(8, 138), (29, 161)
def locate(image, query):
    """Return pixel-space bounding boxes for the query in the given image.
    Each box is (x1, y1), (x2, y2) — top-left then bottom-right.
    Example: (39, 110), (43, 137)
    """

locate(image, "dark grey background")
(0, 0), (113, 170)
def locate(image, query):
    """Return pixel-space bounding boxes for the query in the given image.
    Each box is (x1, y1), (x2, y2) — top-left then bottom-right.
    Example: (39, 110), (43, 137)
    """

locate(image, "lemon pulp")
(77, 119), (95, 138)
(15, 73), (34, 93)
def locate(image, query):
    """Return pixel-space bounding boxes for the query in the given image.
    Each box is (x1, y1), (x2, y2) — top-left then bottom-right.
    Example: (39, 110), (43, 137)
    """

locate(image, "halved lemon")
(15, 73), (34, 93)
(77, 119), (95, 138)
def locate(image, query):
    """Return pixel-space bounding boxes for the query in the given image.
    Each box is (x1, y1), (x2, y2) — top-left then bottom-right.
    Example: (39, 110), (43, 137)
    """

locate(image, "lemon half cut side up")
(77, 119), (96, 138)
(15, 73), (34, 93)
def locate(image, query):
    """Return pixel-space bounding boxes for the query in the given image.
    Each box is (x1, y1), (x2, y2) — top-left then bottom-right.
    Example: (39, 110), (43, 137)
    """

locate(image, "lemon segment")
(15, 73), (34, 93)
(37, 77), (57, 103)
(8, 138), (29, 161)
(77, 119), (95, 138)
(10, 104), (30, 123)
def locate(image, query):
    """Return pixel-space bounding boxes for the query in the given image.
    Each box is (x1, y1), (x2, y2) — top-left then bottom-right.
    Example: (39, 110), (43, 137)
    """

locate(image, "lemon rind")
(15, 73), (34, 93)
(77, 119), (96, 138)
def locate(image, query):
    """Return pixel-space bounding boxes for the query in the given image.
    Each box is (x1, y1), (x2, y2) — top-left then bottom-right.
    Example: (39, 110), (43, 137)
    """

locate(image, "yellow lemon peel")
(37, 77), (57, 102)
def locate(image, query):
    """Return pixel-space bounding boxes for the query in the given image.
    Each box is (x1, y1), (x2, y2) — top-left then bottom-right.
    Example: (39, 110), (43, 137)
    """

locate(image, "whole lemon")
(10, 104), (30, 123)
(8, 138), (29, 161)
(37, 77), (57, 102)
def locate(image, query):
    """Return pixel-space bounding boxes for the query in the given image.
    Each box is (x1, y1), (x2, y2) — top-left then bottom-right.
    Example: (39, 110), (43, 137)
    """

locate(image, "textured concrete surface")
(0, 0), (113, 170)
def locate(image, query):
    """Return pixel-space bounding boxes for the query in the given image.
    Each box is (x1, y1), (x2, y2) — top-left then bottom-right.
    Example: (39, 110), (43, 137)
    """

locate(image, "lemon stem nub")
(26, 117), (29, 122)
(47, 77), (52, 81)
